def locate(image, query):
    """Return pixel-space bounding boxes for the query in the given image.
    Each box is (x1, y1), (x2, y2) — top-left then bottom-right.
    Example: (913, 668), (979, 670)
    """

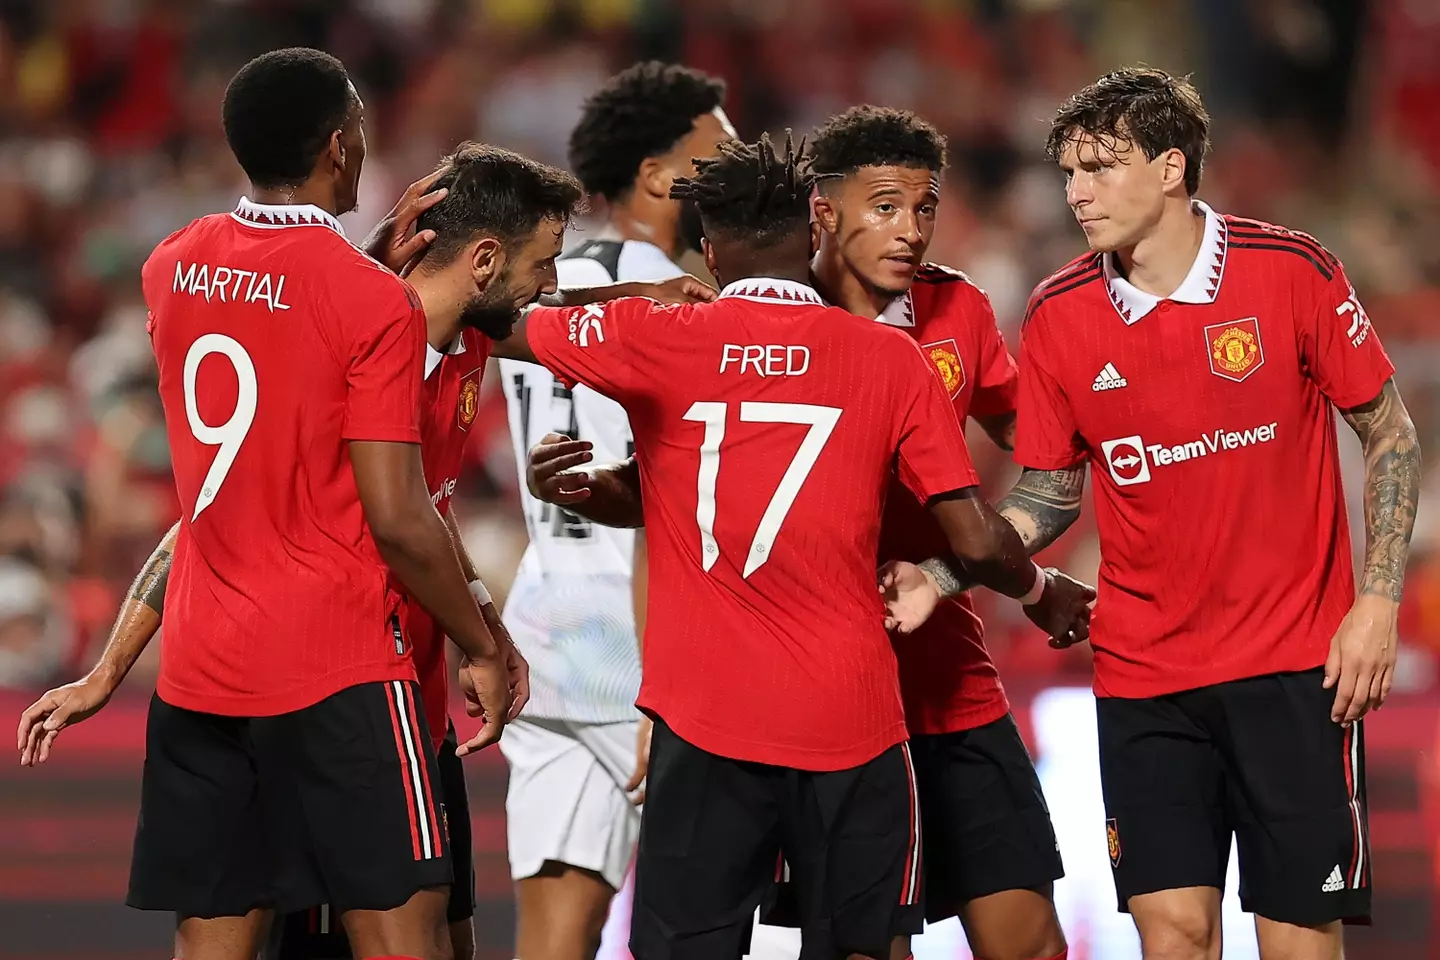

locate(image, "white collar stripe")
(232, 197), (345, 237)
(1103, 200), (1227, 325)
(717, 278), (825, 306)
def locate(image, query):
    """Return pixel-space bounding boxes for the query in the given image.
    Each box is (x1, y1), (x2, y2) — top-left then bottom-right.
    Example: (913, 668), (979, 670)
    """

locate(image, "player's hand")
(499, 635), (530, 722)
(455, 656), (512, 757)
(633, 275), (717, 306)
(17, 674), (117, 766)
(1025, 569), (1097, 648)
(527, 433), (597, 505)
(878, 560), (944, 634)
(1323, 593), (1398, 726)
(624, 714), (653, 806)
(360, 168), (449, 275)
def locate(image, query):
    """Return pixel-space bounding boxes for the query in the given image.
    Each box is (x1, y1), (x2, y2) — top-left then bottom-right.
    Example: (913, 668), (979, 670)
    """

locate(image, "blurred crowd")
(0, 0), (1437, 693)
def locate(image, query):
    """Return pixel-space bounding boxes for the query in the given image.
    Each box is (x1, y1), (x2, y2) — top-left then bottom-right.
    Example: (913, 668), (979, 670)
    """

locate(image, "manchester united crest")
(922, 338), (966, 397)
(458, 377), (479, 430)
(1205, 318), (1265, 382)
(1106, 817), (1121, 868)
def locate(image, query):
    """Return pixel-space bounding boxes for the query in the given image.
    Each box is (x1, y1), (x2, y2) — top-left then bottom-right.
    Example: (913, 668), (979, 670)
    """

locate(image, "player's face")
(333, 86), (367, 215)
(459, 215), (565, 340)
(816, 165), (940, 298)
(668, 108), (737, 253)
(1059, 131), (1177, 253)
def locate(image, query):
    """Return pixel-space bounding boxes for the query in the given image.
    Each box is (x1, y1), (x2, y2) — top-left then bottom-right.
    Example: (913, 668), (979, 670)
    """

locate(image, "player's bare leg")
(887, 886), (1066, 960)
(174, 908), (272, 960)
(449, 917), (476, 960)
(1127, 887), (1222, 960)
(341, 886), (453, 960)
(1253, 917), (1344, 960)
(515, 862), (615, 960)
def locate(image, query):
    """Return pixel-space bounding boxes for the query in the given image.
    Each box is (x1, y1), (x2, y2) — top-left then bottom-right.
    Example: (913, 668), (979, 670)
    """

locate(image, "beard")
(677, 198), (706, 254)
(459, 285), (523, 341)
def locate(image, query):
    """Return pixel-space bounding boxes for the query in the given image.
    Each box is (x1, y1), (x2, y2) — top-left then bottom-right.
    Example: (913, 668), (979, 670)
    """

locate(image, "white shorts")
(499, 715), (642, 891)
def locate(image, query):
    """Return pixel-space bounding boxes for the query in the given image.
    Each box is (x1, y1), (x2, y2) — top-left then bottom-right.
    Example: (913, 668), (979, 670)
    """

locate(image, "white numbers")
(183, 334), (258, 520)
(682, 400), (841, 578)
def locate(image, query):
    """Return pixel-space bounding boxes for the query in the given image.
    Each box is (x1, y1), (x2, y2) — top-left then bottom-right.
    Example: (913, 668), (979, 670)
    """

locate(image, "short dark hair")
(568, 61), (726, 201)
(1046, 67), (1211, 196)
(808, 105), (948, 178)
(222, 48), (354, 189)
(416, 142), (584, 268)
(669, 132), (827, 250)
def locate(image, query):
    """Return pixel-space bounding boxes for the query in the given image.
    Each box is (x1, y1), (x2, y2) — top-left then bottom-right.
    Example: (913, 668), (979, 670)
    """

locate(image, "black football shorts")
(1098, 667), (1371, 926)
(127, 680), (453, 920)
(630, 716), (922, 960)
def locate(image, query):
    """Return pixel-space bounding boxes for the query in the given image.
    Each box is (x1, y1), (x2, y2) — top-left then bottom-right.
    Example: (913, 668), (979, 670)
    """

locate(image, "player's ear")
(1160, 147), (1187, 195)
(701, 237), (718, 281)
(637, 156), (670, 201)
(324, 129), (345, 174)
(470, 237), (504, 289)
(812, 192), (840, 235)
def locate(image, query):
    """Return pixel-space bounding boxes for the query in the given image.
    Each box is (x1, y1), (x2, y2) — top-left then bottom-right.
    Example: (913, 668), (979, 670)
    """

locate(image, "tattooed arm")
(1322, 379), (1422, 725)
(1341, 379), (1422, 602)
(18, 522), (177, 765)
(917, 465), (1088, 597)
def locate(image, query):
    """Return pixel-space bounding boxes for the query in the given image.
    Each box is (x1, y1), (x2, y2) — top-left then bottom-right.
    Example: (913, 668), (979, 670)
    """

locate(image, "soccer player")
(79, 48), (515, 960)
(490, 62), (733, 960)
(884, 68), (1421, 960)
(805, 106), (1067, 960)
(510, 131), (1095, 960)
(17, 140), (710, 960)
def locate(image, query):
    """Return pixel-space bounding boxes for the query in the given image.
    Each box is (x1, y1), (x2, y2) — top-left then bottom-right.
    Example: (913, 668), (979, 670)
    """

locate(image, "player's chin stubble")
(459, 290), (521, 341)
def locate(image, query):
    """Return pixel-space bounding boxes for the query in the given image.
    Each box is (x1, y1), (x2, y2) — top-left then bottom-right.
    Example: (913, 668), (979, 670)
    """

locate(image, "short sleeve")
(526, 296), (659, 401)
(892, 337), (981, 502)
(1013, 307), (1086, 469)
(341, 276), (425, 443)
(1297, 259), (1395, 409)
(969, 299), (1019, 418)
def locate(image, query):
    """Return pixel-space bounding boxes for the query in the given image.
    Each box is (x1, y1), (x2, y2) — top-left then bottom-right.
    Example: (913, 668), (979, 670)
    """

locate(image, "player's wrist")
(1019, 562), (1049, 607)
(467, 578), (492, 607)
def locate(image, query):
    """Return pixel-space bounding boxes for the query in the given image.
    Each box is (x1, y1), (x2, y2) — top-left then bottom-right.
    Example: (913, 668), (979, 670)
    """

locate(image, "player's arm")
(17, 522), (178, 765)
(1341, 383), (1421, 602)
(489, 276), (717, 362)
(967, 292), (1021, 453)
(526, 435), (645, 528)
(441, 505), (529, 720)
(971, 411), (1016, 451)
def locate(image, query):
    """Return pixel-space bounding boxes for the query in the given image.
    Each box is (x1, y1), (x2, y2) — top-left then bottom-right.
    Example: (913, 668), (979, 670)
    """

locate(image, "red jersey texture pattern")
(873, 264), (1018, 735)
(527, 280), (979, 771)
(144, 198), (426, 716)
(404, 329), (493, 747)
(1014, 203), (1395, 699)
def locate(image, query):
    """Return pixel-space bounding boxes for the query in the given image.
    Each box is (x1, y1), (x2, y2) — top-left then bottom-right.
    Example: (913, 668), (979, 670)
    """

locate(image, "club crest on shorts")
(1106, 817), (1121, 867)
(457, 375), (480, 430)
(922, 338), (965, 397)
(1205, 318), (1264, 382)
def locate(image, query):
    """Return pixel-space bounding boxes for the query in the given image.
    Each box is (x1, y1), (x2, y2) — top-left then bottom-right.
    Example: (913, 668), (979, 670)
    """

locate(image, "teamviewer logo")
(1101, 435), (1150, 486)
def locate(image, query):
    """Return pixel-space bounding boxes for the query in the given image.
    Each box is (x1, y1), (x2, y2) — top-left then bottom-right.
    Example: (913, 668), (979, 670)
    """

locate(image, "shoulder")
(1022, 251), (1105, 332)
(911, 261), (995, 322)
(1223, 214), (1342, 283)
(142, 214), (226, 279)
(328, 240), (418, 309)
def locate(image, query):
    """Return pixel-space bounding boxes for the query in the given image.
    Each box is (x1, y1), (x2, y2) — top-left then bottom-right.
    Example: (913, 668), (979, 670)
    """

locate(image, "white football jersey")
(500, 236), (684, 722)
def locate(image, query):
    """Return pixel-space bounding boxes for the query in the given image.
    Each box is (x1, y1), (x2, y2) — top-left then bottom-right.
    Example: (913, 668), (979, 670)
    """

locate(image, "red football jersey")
(404, 329), (492, 747)
(144, 198), (426, 716)
(875, 264), (1019, 735)
(1015, 204), (1395, 699)
(526, 279), (980, 771)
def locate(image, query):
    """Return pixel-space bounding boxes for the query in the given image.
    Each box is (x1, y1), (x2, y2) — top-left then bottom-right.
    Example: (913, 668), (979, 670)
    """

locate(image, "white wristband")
(1018, 563), (1047, 606)
(468, 579), (493, 607)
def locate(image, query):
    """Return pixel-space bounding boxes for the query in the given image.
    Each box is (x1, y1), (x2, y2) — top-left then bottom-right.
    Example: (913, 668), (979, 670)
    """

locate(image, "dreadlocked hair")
(669, 131), (830, 249)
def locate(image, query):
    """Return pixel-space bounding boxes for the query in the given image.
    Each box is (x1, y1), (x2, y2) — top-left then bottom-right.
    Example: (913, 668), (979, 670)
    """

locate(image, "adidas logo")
(1092, 362), (1129, 392)
(1322, 865), (1345, 893)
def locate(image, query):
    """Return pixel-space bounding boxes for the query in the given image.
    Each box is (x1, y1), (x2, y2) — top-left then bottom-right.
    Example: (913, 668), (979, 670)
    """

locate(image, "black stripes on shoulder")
(1225, 217), (1339, 281)
(914, 262), (970, 286)
(1023, 253), (1102, 325)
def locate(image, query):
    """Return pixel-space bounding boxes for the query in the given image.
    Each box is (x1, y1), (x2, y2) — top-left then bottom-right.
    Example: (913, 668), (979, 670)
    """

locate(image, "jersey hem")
(157, 661), (418, 717)
(340, 425), (422, 443)
(1013, 451), (1086, 471)
(643, 704), (909, 772)
(903, 692), (1011, 736)
(1093, 654), (1329, 699)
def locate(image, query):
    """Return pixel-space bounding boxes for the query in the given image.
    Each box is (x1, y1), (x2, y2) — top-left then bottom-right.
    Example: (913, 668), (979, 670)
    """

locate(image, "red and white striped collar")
(718, 278), (825, 306)
(1103, 200), (1227, 325)
(231, 197), (346, 237)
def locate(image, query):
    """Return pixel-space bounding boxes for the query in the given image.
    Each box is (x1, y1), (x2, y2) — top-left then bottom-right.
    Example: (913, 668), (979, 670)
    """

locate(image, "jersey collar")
(873, 291), (915, 327)
(718, 278), (825, 306)
(231, 197), (346, 237)
(1103, 200), (1228, 325)
(424, 332), (468, 380)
